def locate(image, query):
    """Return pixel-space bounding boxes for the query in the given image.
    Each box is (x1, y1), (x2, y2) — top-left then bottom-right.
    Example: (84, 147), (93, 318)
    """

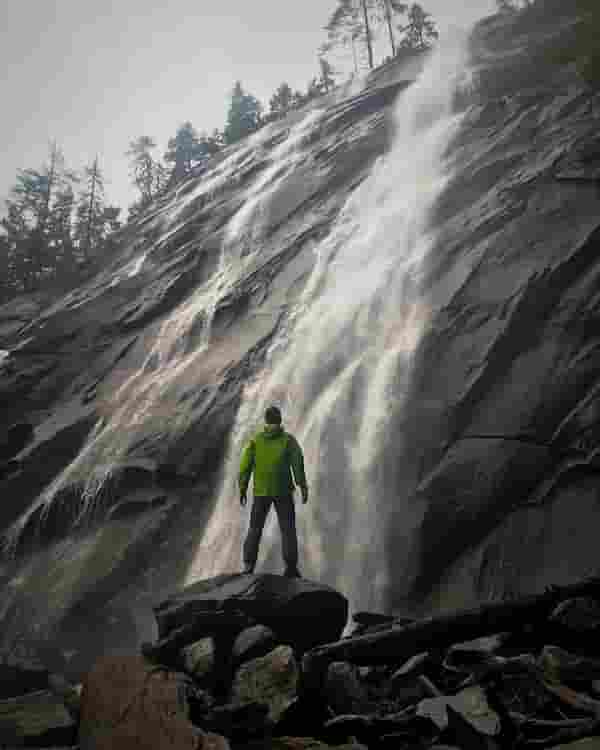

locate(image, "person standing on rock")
(239, 406), (308, 578)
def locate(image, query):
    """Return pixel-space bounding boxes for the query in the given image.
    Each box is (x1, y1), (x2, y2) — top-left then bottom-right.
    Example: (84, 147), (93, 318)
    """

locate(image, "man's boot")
(284, 567), (301, 578)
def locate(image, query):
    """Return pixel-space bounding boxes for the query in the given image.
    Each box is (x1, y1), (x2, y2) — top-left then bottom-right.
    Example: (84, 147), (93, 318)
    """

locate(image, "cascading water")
(187, 36), (470, 611)
(2, 33), (470, 622)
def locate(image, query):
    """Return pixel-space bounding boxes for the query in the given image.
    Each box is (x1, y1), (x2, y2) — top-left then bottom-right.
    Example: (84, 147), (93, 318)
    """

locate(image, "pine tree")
(224, 82), (263, 145)
(306, 76), (323, 101)
(2, 144), (77, 289)
(359, 0), (375, 69)
(325, 0), (408, 70)
(126, 136), (159, 206)
(399, 3), (439, 50)
(322, 1), (366, 74)
(269, 82), (294, 119)
(164, 121), (209, 180)
(319, 58), (336, 92)
(207, 129), (225, 152)
(381, 0), (408, 56)
(0, 233), (15, 302)
(46, 185), (77, 278)
(1, 199), (35, 291)
(75, 157), (106, 262)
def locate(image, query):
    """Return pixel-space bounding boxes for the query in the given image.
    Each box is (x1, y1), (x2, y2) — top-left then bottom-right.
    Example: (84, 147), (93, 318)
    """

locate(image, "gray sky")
(1, 0), (496, 216)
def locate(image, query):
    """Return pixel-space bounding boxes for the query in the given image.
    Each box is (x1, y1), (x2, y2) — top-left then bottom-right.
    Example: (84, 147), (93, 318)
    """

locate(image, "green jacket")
(239, 424), (307, 497)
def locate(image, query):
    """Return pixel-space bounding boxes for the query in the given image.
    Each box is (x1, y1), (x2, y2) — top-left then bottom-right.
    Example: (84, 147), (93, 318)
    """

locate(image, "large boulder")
(78, 653), (228, 750)
(154, 574), (348, 653)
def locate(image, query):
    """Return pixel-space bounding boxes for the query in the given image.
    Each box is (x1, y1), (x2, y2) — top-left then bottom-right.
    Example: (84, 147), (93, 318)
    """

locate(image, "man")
(239, 406), (308, 577)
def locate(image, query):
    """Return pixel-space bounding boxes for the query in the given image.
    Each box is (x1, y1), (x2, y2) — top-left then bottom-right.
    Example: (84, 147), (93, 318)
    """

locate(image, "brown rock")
(78, 653), (219, 750)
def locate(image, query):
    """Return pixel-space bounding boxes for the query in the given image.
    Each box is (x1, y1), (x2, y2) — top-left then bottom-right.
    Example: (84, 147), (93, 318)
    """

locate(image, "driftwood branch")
(302, 575), (600, 696)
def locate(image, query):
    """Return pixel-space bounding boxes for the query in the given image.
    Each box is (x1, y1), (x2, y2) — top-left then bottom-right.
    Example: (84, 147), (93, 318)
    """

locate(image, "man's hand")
(240, 492), (247, 508)
(301, 485), (309, 504)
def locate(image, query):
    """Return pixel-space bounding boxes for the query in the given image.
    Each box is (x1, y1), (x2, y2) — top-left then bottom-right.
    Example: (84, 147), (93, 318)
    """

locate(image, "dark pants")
(243, 495), (298, 572)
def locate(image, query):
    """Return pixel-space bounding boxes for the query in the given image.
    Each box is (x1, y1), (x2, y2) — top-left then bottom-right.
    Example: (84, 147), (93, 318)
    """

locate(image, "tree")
(75, 157), (106, 262)
(126, 136), (159, 206)
(1, 200), (32, 291)
(359, 0), (375, 69)
(2, 143), (77, 289)
(398, 3), (439, 50)
(381, 0), (408, 56)
(319, 58), (336, 92)
(306, 76), (323, 101)
(209, 129), (225, 151)
(325, 0), (409, 70)
(269, 82), (294, 119)
(224, 82), (263, 145)
(322, 0), (366, 74)
(0, 233), (16, 301)
(46, 185), (77, 278)
(164, 121), (210, 180)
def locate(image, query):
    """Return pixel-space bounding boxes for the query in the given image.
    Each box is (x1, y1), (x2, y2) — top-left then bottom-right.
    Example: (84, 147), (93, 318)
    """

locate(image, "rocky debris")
(231, 646), (299, 723)
(550, 599), (600, 638)
(11, 574), (600, 749)
(232, 625), (278, 669)
(0, 689), (77, 747)
(183, 638), (216, 683)
(325, 661), (369, 715)
(0, 659), (49, 699)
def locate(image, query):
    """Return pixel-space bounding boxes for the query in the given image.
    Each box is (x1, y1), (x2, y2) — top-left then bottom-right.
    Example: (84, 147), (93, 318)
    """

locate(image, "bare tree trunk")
(351, 36), (359, 73)
(39, 141), (58, 235)
(85, 157), (98, 261)
(384, 0), (396, 56)
(361, 0), (374, 69)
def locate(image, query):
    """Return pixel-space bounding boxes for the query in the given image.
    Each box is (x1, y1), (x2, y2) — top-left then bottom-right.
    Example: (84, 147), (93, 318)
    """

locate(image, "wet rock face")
(383, 8), (600, 608)
(0, 0), (599, 661)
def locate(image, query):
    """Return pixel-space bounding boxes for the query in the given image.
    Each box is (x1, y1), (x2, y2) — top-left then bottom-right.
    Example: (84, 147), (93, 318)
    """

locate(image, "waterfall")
(187, 36), (470, 611)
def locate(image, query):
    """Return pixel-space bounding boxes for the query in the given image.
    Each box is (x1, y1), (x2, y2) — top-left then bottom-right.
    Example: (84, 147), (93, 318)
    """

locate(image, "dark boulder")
(232, 625), (278, 669)
(154, 574), (348, 653)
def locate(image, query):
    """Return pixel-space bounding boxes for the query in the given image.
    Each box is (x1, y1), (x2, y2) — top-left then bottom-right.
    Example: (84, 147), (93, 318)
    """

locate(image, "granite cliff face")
(0, 4), (599, 674)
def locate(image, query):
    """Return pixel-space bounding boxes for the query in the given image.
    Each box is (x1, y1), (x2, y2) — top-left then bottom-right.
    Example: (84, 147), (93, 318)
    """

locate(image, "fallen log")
(302, 576), (600, 696)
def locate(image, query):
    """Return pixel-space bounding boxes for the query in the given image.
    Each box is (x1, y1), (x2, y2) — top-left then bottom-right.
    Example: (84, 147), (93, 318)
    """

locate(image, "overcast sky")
(0, 0), (496, 217)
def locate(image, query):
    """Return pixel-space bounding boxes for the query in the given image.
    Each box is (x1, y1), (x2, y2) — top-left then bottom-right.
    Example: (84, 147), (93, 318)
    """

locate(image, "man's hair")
(265, 406), (282, 425)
